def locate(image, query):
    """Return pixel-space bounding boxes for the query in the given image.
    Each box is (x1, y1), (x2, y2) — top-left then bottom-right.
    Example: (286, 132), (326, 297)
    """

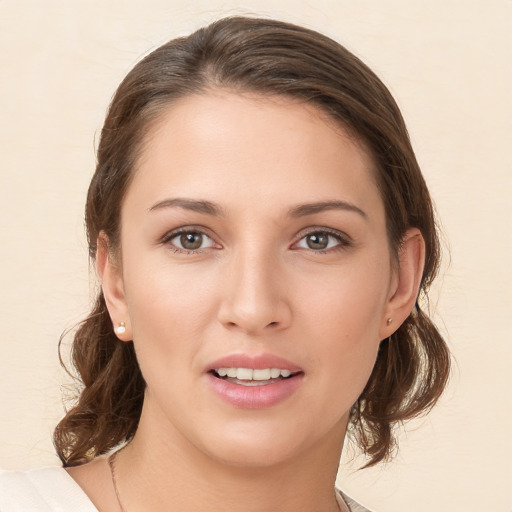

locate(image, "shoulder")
(337, 487), (375, 512)
(0, 466), (98, 512)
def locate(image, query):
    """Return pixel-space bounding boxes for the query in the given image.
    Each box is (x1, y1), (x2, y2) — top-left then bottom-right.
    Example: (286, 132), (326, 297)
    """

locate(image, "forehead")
(125, 91), (383, 219)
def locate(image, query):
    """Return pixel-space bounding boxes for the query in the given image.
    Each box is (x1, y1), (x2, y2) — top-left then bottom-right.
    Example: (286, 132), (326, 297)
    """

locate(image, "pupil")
(181, 232), (202, 250)
(307, 233), (328, 250)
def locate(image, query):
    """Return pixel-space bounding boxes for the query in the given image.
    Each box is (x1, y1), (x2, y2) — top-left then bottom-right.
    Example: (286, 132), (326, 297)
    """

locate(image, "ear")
(379, 228), (425, 340)
(96, 232), (132, 341)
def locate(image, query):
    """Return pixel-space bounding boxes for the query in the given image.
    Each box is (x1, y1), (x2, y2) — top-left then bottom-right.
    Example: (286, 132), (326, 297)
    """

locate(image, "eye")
(294, 230), (349, 252)
(164, 229), (218, 253)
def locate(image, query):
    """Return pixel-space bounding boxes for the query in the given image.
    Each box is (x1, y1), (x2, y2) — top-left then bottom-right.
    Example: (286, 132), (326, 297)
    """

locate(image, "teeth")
(253, 369), (270, 380)
(215, 368), (295, 380)
(237, 368), (253, 380)
(270, 368), (280, 378)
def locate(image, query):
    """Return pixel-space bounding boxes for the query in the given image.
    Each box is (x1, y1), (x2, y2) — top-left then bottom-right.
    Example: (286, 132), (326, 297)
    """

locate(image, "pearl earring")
(116, 322), (126, 335)
(387, 318), (393, 325)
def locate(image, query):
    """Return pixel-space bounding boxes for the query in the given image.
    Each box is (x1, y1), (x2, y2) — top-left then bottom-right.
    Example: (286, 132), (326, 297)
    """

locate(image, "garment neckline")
(31, 466), (365, 512)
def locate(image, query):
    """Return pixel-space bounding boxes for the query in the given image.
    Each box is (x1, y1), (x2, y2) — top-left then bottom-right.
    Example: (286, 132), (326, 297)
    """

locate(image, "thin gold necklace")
(108, 450), (346, 512)
(108, 451), (127, 512)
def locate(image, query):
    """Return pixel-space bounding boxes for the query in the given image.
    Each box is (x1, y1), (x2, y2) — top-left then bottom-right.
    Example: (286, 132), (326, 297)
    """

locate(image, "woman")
(0, 16), (450, 512)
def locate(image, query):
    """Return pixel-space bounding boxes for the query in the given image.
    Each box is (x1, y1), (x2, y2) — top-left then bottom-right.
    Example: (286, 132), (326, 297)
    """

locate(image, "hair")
(54, 16), (450, 468)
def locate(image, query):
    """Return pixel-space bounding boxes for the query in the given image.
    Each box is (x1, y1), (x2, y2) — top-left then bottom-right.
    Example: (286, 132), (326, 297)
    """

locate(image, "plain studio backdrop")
(0, 1), (510, 511)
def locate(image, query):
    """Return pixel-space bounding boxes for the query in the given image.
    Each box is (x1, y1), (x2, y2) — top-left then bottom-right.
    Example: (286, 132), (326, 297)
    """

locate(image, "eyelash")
(294, 227), (352, 254)
(160, 227), (217, 255)
(160, 227), (352, 255)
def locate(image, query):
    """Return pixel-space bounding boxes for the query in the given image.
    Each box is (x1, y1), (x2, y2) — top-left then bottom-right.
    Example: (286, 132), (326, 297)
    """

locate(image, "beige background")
(1, 1), (511, 510)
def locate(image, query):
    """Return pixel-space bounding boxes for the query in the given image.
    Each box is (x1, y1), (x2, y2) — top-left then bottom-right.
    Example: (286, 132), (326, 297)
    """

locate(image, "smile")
(213, 367), (296, 384)
(207, 357), (304, 408)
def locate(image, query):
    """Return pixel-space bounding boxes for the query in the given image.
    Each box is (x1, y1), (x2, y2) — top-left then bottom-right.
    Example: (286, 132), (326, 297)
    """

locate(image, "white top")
(0, 466), (372, 512)
(0, 467), (98, 512)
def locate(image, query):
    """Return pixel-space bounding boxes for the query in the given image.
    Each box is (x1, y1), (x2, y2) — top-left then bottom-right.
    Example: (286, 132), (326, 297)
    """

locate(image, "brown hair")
(54, 16), (450, 467)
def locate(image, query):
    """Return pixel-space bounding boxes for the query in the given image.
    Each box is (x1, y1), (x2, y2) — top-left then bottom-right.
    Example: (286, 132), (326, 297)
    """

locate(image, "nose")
(217, 247), (292, 335)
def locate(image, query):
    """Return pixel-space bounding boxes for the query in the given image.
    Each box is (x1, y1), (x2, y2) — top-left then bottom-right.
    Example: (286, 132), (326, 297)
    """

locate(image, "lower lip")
(207, 373), (304, 409)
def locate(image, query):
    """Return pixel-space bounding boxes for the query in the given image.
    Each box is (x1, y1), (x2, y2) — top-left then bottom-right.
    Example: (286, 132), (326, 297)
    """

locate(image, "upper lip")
(206, 353), (303, 373)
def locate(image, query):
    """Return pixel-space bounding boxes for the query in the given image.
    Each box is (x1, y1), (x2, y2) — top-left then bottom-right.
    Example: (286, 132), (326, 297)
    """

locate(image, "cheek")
(121, 257), (220, 383)
(297, 260), (389, 399)
(299, 258), (389, 340)
(125, 257), (218, 328)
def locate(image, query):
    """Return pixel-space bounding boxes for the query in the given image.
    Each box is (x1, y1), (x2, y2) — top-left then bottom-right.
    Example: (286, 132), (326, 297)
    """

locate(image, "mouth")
(206, 354), (304, 408)
(209, 367), (302, 387)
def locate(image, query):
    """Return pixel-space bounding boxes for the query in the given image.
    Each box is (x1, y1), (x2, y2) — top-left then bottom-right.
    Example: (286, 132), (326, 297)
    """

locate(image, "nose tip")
(221, 309), (285, 334)
(217, 261), (291, 334)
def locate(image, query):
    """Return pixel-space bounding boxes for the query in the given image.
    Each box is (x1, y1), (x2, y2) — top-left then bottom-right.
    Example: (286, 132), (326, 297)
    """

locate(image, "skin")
(68, 90), (425, 512)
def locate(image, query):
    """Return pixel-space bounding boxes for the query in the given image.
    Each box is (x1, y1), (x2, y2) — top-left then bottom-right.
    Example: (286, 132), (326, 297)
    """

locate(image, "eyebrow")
(149, 197), (225, 216)
(288, 200), (367, 219)
(148, 197), (367, 219)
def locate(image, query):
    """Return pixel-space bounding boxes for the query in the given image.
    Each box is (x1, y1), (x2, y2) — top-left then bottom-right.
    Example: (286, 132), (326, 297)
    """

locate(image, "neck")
(114, 401), (347, 512)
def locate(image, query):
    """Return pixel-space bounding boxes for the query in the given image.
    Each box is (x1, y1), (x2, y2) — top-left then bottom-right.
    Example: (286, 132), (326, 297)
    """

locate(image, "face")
(106, 91), (400, 468)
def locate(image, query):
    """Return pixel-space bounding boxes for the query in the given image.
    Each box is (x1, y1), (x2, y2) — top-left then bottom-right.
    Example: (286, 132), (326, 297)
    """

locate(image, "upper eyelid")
(294, 226), (352, 243)
(290, 228), (353, 254)
(160, 225), (217, 242)
(158, 225), (352, 249)
(161, 227), (220, 253)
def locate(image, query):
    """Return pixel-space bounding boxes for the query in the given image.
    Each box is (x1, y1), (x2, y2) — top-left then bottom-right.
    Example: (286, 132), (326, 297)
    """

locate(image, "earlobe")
(380, 228), (425, 340)
(96, 232), (132, 341)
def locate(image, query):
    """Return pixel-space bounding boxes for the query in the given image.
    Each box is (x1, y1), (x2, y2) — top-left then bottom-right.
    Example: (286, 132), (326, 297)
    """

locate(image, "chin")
(203, 435), (307, 469)
(191, 414), (346, 471)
